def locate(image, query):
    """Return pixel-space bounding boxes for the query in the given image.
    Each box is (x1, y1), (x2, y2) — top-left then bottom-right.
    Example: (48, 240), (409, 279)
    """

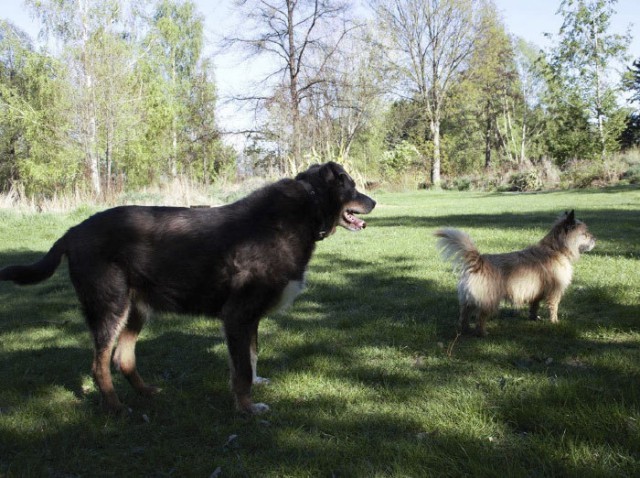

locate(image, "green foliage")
(0, 0), (637, 195)
(380, 141), (421, 179)
(346, 112), (388, 179)
(505, 169), (543, 192)
(459, 5), (519, 169)
(449, 176), (472, 191)
(559, 155), (633, 188)
(0, 1), (234, 197)
(542, 81), (600, 164)
(544, 0), (631, 160)
(563, 161), (609, 188)
(620, 58), (640, 149)
(622, 164), (640, 183)
(0, 20), (80, 196)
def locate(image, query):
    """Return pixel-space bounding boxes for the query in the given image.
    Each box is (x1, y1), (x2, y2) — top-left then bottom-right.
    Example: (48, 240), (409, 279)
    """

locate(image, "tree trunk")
(484, 114), (492, 169)
(430, 118), (441, 187)
(171, 56), (178, 178)
(287, 0), (301, 172)
(520, 122), (527, 164)
(106, 136), (111, 194)
(520, 99), (528, 164)
(172, 120), (178, 178)
(80, 0), (100, 196)
(593, 21), (606, 160)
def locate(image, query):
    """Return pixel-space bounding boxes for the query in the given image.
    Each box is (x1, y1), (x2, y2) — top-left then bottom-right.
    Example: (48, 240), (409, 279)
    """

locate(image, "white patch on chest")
(272, 275), (307, 314)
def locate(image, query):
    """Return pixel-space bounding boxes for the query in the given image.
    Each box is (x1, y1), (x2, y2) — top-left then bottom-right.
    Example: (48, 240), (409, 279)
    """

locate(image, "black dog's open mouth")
(338, 192), (375, 232)
(341, 208), (367, 231)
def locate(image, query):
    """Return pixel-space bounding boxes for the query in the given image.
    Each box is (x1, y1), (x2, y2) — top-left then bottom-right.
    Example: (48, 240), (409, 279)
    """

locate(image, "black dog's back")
(62, 181), (315, 314)
(65, 205), (228, 314)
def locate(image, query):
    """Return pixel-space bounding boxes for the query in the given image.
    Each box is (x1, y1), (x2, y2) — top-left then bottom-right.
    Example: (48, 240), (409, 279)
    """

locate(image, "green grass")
(1, 186), (639, 477)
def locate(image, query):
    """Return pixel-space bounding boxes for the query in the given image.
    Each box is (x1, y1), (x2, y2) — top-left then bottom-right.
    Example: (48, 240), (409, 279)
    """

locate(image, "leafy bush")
(451, 177), (472, 191)
(380, 141), (422, 180)
(560, 160), (605, 188)
(559, 157), (635, 188)
(505, 168), (543, 192)
(618, 148), (640, 184)
(622, 164), (640, 184)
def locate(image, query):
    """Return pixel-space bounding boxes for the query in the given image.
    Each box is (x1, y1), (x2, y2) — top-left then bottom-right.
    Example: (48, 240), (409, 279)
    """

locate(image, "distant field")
(1, 186), (639, 477)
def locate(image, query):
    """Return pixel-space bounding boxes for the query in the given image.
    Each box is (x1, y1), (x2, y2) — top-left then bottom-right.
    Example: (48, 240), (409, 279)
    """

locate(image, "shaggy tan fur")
(435, 211), (595, 337)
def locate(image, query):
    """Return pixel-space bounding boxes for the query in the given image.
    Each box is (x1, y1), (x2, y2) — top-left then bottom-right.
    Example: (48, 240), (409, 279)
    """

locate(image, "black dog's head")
(296, 162), (376, 238)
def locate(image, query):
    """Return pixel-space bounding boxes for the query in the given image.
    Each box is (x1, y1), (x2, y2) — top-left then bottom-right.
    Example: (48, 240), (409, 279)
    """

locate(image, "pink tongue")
(350, 215), (366, 229)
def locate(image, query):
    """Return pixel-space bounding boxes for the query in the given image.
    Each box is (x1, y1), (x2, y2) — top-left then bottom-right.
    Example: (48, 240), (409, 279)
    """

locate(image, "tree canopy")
(0, 0), (636, 197)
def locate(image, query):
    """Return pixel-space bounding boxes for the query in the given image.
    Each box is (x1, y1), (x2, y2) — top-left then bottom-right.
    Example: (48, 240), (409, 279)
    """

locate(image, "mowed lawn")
(0, 186), (639, 477)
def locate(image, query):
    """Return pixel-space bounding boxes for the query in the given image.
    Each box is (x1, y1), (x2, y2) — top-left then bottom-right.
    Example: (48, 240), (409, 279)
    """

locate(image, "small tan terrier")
(435, 211), (596, 337)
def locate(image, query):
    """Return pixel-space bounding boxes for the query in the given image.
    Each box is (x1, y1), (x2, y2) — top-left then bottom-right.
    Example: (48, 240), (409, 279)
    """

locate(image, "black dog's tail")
(0, 236), (67, 285)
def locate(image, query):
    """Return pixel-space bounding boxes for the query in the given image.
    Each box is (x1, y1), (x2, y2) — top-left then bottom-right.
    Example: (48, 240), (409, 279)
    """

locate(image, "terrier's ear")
(566, 210), (575, 224)
(562, 209), (576, 230)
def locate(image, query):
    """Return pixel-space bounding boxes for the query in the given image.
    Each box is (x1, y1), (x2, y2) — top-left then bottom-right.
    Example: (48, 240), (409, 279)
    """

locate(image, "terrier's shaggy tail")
(0, 237), (66, 285)
(434, 228), (482, 273)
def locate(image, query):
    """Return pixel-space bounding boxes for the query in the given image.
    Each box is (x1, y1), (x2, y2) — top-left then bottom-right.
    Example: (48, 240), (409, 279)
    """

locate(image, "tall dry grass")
(0, 175), (271, 213)
(1, 150), (638, 211)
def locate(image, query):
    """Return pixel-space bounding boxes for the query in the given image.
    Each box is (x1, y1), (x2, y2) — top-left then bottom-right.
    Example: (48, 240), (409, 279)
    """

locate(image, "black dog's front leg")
(223, 316), (269, 415)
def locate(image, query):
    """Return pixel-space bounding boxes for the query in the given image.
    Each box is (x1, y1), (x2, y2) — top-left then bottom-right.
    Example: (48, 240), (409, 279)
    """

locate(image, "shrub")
(622, 164), (640, 183)
(505, 168), (543, 192)
(380, 141), (422, 180)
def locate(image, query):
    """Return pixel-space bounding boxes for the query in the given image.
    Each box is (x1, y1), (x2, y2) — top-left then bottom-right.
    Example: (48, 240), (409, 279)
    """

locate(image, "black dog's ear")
(319, 163), (335, 182)
(319, 162), (345, 183)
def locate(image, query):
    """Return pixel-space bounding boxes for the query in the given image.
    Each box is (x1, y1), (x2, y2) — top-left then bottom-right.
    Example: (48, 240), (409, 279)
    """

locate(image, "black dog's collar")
(299, 181), (329, 241)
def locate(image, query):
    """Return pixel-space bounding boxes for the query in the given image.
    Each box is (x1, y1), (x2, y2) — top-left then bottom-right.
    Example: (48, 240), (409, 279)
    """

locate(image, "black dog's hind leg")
(70, 262), (132, 413)
(87, 300), (131, 413)
(113, 300), (160, 398)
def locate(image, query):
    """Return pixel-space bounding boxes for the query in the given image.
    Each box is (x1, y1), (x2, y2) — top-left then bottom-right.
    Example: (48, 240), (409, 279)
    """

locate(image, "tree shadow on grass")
(0, 242), (638, 475)
(368, 207), (639, 259)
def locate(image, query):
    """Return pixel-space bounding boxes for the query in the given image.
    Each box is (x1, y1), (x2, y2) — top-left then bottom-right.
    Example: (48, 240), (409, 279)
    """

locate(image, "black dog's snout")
(360, 194), (376, 212)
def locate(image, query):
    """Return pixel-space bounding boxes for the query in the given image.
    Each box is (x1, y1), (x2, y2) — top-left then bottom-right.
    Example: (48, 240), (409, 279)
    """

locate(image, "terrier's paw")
(248, 402), (270, 415)
(474, 328), (488, 338)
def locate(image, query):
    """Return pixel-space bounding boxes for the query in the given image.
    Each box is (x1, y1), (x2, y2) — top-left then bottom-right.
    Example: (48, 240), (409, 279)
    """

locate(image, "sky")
(2, 0), (639, 145)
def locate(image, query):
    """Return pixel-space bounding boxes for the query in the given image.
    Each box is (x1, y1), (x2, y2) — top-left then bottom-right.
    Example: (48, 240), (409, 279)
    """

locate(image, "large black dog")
(0, 162), (375, 414)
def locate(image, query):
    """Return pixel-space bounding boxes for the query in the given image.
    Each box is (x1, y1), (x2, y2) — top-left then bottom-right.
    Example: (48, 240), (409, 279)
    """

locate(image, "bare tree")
(512, 38), (546, 164)
(223, 0), (355, 173)
(371, 0), (485, 187)
(301, 28), (389, 161)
